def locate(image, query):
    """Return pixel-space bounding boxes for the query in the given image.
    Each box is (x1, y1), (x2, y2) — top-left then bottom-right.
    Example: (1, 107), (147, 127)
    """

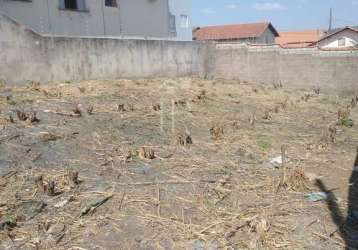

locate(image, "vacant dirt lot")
(0, 78), (358, 249)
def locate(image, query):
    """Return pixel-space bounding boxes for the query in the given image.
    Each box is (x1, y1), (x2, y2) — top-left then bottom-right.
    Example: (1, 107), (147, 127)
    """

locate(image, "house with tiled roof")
(325, 26), (358, 35)
(312, 27), (358, 49)
(276, 30), (324, 48)
(193, 22), (279, 44)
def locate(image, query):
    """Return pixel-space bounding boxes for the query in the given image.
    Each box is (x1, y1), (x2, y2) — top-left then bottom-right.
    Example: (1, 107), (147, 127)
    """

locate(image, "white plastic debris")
(269, 156), (282, 167)
(54, 196), (73, 208)
(54, 199), (69, 208)
(306, 192), (328, 202)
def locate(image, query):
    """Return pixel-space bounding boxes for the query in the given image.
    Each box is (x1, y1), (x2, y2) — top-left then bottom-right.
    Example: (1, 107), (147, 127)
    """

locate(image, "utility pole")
(329, 8), (333, 31)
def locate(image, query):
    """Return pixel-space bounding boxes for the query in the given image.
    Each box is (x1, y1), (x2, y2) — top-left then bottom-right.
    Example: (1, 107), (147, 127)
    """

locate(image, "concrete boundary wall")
(0, 13), (208, 84)
(1, 12), (358, 94)
(212, 43), (358, 93)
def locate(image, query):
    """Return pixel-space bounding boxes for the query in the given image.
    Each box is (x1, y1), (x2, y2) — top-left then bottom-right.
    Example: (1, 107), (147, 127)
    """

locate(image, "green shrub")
(257, 138), (272, 150)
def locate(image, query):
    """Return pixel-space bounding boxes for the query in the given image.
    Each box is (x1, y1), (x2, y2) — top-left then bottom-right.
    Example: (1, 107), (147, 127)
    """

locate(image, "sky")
(192, 0), (358, 31)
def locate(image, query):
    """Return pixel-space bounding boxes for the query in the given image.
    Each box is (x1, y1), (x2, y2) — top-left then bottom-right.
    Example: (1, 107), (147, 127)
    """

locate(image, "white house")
(314, 27), (358, 49)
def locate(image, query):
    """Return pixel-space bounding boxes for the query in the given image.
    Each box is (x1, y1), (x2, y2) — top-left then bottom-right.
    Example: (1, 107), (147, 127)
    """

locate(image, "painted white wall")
(168, 0), (192, 41)
(318, 29), (358, 48)
(0, 0), (50, 34)
(0, 0), (172, 38)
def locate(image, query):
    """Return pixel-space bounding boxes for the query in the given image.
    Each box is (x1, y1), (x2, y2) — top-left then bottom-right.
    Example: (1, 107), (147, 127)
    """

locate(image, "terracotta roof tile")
(194, 22), (278, 41)
(276, 30), (324, 48)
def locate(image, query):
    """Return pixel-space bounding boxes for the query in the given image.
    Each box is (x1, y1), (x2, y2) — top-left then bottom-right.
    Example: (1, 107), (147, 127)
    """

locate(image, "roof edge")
(266, 23), (279, 37)
(314, 26), (358, 44)
(196, 22), (271, 30)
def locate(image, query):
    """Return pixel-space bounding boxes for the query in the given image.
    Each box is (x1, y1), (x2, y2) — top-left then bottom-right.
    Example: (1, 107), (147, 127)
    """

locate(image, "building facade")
(0, 0), (191, 40)
(314, 27), (358, 49)
(168, 0), (191, 41)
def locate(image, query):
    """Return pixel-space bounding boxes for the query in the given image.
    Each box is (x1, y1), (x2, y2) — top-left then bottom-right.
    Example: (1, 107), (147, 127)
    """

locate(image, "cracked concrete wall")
(0, 13), (208, 84)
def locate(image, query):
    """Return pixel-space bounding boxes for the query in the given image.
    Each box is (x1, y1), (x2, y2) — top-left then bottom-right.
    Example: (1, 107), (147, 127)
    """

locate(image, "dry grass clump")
(117, 103), (134, 112)
(313, 87), (321, 95)
(327, 124), (337, 143)
(26, 80), (41, 91)
(127, 147), (156, 159)
(192, 90), (207, 103)
(176, 131), (193, 146)
(34, 171), (80, 197)
(210, 124), (224, 140)
(152, 104), (161, 111)
(287, 168), (310, 192)
(301, 93), (314, 102)
(117, 104), (126, 112)
(0, 115), (14, 125)
(248, 217), (271, 249)
(15, 110), (40, 124)
(318, 124), (337, 147)
(86, 105), (94, 115)
(262, 110), (272, 120)
(41, 87), (63, 98)
(232, 121), (240, 130)
(67, 171), (80, 187)
(272, 81), (283, 89)
(337, 106), (354, 127)
(174, 99), (187, 107)
(137, 147), (156, 160)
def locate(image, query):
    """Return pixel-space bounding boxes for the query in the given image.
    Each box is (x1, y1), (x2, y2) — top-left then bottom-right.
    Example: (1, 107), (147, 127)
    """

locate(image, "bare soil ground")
(0, 78), (358, 249)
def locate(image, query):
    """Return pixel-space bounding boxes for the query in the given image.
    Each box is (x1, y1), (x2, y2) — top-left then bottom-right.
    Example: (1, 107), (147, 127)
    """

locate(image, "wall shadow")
(315, 147), (358, 250)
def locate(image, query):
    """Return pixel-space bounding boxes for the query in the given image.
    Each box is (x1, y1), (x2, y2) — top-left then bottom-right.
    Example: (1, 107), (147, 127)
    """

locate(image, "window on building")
(59, 0), (87, 11)
(180, 15), (189, 28)
(169, 14), (176, 33)
(105, 0), (117, 7)
(338, 37), (346, 47)
(64, 0), (77, 9)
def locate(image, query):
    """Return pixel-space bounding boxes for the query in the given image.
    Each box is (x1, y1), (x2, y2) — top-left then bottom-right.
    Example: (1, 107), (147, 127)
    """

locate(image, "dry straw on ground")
(0, 78), (357, 249)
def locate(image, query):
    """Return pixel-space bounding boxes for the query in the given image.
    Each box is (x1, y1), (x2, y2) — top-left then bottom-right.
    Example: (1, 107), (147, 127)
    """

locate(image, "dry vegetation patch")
(0, 78), (357, 249)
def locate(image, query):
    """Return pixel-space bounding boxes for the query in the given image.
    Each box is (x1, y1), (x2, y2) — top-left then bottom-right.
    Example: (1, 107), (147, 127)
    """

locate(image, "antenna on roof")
(329, 8), (333, 31)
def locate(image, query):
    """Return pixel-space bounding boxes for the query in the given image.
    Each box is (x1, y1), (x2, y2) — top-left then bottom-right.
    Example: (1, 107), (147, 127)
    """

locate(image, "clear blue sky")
(192, 0), (358, 31)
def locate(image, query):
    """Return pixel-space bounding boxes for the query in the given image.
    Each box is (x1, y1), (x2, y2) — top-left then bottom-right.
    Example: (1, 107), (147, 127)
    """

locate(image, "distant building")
(193, 22), (279, 44)
(0, 0), (191, 40)
(276, 30), (324, 48)
(313, 27), (358, 49)
(325, 26), (358, 36)
(168, 0), (192, 41)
